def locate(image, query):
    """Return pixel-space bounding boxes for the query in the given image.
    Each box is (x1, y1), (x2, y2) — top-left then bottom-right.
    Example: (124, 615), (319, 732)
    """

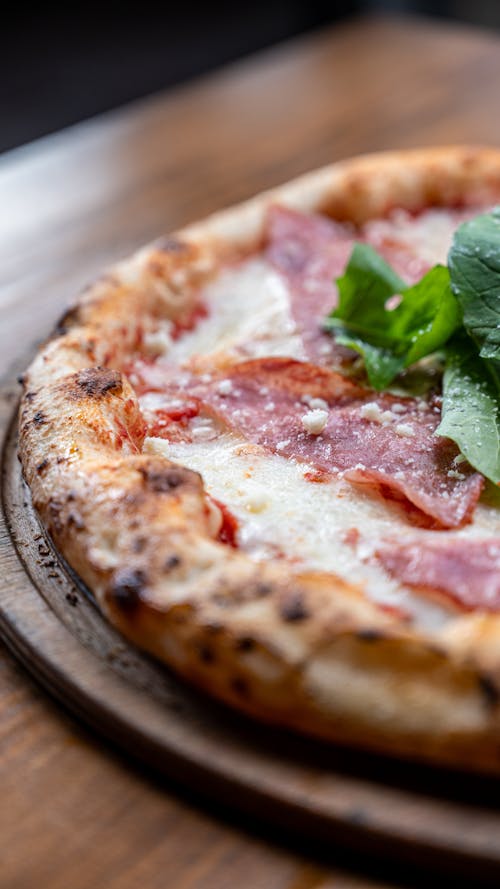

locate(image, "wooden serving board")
(2, 373), (500, 883)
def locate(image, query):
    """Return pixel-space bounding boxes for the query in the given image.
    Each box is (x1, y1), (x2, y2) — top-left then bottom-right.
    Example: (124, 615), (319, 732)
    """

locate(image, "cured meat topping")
(137, 358), (483, 529)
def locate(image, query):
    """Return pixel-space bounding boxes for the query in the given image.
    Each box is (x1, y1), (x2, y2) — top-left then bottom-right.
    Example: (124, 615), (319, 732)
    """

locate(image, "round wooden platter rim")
(2, 379), (500, 880)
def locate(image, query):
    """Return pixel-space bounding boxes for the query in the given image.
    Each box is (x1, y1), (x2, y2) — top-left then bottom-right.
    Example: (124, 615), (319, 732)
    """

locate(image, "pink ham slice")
(265, 206), (356, 365)
(264, 206), (436, 367)
(141, 357), (484, 529)
(375, 535), (500, 611)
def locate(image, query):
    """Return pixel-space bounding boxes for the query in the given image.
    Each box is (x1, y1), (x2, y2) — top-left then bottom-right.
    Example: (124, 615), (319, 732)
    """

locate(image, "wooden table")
(2, 14), (500, 888)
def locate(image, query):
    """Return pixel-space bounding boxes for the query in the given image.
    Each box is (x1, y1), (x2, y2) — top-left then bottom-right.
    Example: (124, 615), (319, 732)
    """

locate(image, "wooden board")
(3, 372), (500, 884)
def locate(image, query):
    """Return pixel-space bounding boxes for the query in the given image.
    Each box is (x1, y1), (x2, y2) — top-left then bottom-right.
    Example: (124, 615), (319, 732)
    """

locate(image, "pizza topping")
(141, 358), (483, 528)
(324, 209), (500, 486)
(301, 408), (329, 435)
(375, 534), (500, 611)
(265, 206), (356, 365)
(208, 496), (239, 547)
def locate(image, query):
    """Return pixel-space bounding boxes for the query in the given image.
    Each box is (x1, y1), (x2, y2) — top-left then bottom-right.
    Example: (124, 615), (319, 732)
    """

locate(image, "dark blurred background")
(1, 0), (498, 154)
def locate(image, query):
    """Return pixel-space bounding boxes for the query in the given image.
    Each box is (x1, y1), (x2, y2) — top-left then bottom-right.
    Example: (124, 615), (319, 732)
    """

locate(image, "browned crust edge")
(18, 146), (500, 771)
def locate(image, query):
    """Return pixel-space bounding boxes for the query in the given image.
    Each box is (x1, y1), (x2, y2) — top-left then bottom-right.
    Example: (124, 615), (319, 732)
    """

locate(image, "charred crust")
(231, 676), (249, 698)
(279, 591), (309, 622)
(33, 410), (46, 425)
(132, 536), (147, 554)
(236, 636), (255, 652)
(73, 367), (123, 399)
(197, 644), (215, 664)
(36, 458), (50, 475)
(139, 464), (193, 493)
(478, 674), (500, 710)
(205, 622), (223, 635)
(211, 579), (273, 609)
(25, 391), (36, 402)
(256, 582), (272, 597)
(164, 554), (181, 571)
(109, 568), (147, 613)
(17, 374), (26, 386)
(356, 629), (385, 643)
(55, 306), (80, 336)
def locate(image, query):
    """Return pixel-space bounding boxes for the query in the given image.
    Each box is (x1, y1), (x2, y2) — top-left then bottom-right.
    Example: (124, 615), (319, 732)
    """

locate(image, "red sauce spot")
(342, 527), (360, 547)
(171, 303), (208, 341)
(210, 496), (239, 548)
(379, 602), (410, 621)
(303, 468), (330, 483)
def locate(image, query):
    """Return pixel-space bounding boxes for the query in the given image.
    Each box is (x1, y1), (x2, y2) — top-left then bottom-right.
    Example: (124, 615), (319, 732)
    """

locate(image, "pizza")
(18, 146), (500, 771)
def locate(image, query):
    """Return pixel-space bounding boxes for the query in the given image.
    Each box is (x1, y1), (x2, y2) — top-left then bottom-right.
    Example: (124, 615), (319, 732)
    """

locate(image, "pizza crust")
(19, 146), (500, 771)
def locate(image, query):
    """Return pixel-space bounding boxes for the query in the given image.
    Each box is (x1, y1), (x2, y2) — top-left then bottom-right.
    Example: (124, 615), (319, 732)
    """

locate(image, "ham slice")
(375, 534), (500, 611)
(265, 206), (356, 365)
(141, 357), (484, 529)
(264, 206), (440, 367)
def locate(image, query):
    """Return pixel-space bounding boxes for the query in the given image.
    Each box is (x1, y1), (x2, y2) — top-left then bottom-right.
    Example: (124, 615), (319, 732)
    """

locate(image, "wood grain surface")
(2, 14), (500, 888)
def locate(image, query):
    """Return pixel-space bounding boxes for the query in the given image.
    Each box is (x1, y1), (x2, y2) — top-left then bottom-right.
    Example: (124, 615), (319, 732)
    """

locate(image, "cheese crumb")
(216, 379), (233, 396)
(395, 423), (414, 437)
(359, 402), (393, 425)
(301, 409), (329, 435)
(447, 469), (466, 480)
(301, 394), (329, 410)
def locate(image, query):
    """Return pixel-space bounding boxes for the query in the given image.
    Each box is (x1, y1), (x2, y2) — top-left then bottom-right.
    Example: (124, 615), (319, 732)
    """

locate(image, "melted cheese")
(164, 258), (306, 363)
(145, 432), (468, 630)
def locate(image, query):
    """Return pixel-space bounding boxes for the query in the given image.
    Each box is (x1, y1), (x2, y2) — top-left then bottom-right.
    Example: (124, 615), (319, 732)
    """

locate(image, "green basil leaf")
(436, 335), (500, 485)
(333, 329), (406, 390)
(448, 207), (500, 360)
(331, 244), (407, 348)
(392, 265), (462, 364)
(326, 245), (460, 388)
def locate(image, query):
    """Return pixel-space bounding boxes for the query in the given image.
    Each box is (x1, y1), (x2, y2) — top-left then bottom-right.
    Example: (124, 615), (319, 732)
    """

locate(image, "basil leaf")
(333, 329), (406, 390)
(448, 207), (500, 360)
(436, 335), (500, 485)
(330, 244), (406, 348)
(392, 265), (461, 364)
(326, 245), (460, 387)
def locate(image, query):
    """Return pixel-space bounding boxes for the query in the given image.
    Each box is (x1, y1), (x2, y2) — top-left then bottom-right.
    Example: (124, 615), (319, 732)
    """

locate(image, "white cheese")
(165, 258), (305, 364)
(144, 432), (495, 631)
(301, 409), (328, 435)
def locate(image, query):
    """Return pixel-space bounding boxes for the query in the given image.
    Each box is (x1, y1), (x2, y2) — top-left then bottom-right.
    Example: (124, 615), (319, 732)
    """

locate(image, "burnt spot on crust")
(231, 676), (249, 698)
(25, 391), (37, 402)
(155, 236), (189, 254)
(132, 536), (147, 554)
(36, 458), (50, 475)
(17, 374), (26, 386)
(164, 554), (181, 572)
(197, 644), (215, 664)
(33, 410), (47, 425)
(73, 367), (123, 399)
(55, 306), (80, 336)
(279, 591), (310, 622)
(236, 636), (256, 653)
(478, 674), (500, 710)
(356, 629), (385, 643)
(139, 463), (194, 494)
(109, 568), (147, 614)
